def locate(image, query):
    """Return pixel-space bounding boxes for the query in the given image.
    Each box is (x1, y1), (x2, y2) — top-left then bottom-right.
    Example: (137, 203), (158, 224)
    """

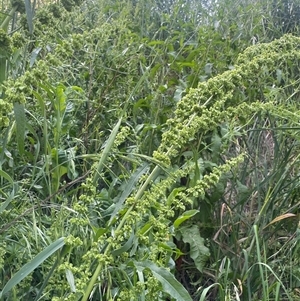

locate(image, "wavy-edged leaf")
(180, 225), (210, 272)
(0, 237), (65, 298)
(134, 260), (192, 301)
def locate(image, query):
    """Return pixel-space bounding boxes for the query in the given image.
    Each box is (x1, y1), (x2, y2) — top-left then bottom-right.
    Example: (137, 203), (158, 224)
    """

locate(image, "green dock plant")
(1, 0), (300, 300)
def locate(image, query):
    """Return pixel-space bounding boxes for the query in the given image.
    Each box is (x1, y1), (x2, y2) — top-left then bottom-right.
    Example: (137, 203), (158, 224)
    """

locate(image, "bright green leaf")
(173, 209), (199, 228)
(134, 260), (192, 301)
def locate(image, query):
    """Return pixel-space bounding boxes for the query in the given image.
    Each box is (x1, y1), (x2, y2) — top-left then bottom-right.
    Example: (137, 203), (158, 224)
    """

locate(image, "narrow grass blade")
(0, 237), (65, 298)
(24, 0), (33, 35)
(92, 118), (122, 186)
(0, 57), (6, 85)
(0, 169), (17, 213)
(0, 190), (15, 213)
(199, 283), (222, 301)
(0, 169), (13, 184)
(13, 102), (26, 156)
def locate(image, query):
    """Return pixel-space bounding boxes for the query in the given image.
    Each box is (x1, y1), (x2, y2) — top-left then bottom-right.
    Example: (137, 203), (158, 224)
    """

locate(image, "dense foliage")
(0, 0), (300, 300)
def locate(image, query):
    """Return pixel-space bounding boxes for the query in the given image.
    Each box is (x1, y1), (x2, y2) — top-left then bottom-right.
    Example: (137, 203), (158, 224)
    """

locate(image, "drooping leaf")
(180, 225), (210, 272)
(134, 260), (192, 301)
(0, 189), (15, 213)
(264, 213), (297, 229)
(0, 169), (13, 185)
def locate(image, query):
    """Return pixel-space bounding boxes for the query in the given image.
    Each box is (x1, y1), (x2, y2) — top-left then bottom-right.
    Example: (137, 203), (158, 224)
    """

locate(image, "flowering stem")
(81, 165), (162, 301)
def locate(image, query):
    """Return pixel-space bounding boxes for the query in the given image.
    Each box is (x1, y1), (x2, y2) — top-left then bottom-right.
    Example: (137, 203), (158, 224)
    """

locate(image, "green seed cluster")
(0, 29), (12, 59)
(156, 34), (300, 161)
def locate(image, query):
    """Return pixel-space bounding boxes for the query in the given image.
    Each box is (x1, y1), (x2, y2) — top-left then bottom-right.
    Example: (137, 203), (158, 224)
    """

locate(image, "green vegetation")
(0, 0), (300, 300)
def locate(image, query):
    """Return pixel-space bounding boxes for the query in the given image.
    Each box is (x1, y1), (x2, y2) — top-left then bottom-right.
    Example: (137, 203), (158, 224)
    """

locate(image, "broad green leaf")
(147, 40), (165, 46)
(189, 152), (202, 187)
(13, 102), (26, 156)
(32, 90), (45, 116)
(0, 57), (6, 84)
(138, 221), (152, 235)
(180, 225), (210, 273)
(173, 210), (199, 228)
(1, 7), (17, 31)
(211, 130), (222, 159)
(134, 260), (192, 301)
(0, 237), (65, 298)
(236, 180), (250, 201)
